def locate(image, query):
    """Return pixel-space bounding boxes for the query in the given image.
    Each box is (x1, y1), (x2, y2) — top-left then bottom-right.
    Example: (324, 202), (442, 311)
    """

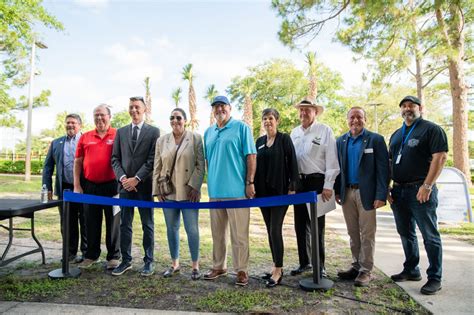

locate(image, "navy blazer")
(42, 136), (67, 198)
(335, 129), (389, 210)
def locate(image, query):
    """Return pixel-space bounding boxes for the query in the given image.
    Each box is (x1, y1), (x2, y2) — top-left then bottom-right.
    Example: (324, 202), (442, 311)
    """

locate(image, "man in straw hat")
(290, 97), (340, 277)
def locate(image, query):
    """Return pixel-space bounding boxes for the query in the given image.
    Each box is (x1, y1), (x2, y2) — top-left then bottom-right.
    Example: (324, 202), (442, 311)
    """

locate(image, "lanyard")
(399, 119), (419, 154)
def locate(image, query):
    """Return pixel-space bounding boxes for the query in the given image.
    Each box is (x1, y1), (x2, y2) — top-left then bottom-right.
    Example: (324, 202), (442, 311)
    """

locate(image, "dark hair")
(65, 113), (82, 125)
(129, 96), (146, 106)
(261, 108), (280, 120)
(347, 106), (367, 119)
(171, 108), (187, 120)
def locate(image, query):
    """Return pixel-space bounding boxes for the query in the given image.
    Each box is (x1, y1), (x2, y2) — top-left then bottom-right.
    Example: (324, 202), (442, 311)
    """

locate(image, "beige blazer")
(152, 130), (205, 201)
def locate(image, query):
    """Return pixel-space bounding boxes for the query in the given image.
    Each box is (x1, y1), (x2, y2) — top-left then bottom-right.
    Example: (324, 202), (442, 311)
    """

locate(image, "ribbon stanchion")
(49, 190), (81, 279)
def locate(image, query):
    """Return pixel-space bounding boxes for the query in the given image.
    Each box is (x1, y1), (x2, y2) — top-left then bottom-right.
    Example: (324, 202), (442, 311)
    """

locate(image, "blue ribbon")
(63, 191), (317, 209)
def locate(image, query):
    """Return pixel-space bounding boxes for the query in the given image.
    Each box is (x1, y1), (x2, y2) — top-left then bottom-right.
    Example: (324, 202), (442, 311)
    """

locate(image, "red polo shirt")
(75, 127), (117, 183)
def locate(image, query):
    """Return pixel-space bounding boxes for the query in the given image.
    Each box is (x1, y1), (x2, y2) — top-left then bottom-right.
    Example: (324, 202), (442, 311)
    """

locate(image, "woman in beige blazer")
(152, 108), (205, 280)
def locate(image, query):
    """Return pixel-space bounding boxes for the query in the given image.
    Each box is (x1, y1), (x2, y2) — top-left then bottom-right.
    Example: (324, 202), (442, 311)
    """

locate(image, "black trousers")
(82, 179), (120, 261)
(294, 174), (325, 269)
(260, 205), (288, 268)
(60, 182), (87, 258)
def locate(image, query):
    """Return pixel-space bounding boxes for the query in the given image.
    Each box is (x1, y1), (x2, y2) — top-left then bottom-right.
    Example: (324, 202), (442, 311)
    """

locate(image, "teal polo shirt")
(204, 117), (256, 198)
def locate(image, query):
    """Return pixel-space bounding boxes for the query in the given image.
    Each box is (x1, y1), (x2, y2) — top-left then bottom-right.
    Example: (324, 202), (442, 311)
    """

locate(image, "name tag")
(364, 148), (374, 153)
(258, 144), (265, 150)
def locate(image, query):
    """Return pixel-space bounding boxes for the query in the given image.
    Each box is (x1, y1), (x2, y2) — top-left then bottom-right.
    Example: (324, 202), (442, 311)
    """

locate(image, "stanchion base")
(48, 267), (81, 279)
(299, 277), (334, 292)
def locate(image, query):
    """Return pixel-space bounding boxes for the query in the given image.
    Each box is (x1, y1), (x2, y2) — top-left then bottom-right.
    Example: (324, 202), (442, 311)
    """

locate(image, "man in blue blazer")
(335, 106), (389, 286)
(42, 113), (87, 263)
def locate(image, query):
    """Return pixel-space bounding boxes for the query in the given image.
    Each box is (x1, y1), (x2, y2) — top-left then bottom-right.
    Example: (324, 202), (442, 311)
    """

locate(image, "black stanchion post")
(49, 190), (81, 279)
(299, 197), (333, 291)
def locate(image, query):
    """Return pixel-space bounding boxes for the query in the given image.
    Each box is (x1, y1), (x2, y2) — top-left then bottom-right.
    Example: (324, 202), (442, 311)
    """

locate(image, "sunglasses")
(170, 115), (183, 121)
(130, 96), (145, 102)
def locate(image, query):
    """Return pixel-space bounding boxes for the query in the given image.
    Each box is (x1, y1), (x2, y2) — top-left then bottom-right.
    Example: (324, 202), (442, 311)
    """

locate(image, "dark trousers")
(83, 179), (120, 261)
(60, 182), (87, 258)
(294, 174), (325, 269)
(120, 191), (155, 264)
(391, 184), (442, 281)
(260, 205), (288, 267)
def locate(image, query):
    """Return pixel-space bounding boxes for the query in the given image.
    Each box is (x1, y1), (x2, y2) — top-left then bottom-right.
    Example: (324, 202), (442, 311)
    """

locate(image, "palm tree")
(182, 64), (198, 131)
(143, 77), (152, 123)
(241, 78), (254, 130)
(171, 87), (182, 107)
(306, 51), (318, 99)
(204, 84), (218, 126)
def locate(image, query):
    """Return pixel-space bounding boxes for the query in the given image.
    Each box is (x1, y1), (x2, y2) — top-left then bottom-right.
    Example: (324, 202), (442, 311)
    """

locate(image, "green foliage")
(0, 276), (74, 300)
(0, 0), (64, 127)
(204, 84), (218, 103)
(228, 58), (344, 136)
(171, 87), (182, 106)
(0, 160), (43, 174)
(196, 289), (272, 313)
(111, 109), (131, 128)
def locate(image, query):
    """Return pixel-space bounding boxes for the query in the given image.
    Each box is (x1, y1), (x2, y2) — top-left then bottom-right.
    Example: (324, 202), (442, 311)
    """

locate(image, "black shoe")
(261, 272), (272, 280)
(163, 266), (180, 278)
(111, 261), (132, 276)
(191, 269), (201, 280)
(140, 262), (154, 277)
(290, 264), (312, 276)
(266, 271), (283, 288)
(337, 267), (359, 280)
(391, 271), (422, 282)
(420, 279), (442, 295)
(73, 255), (84, 264)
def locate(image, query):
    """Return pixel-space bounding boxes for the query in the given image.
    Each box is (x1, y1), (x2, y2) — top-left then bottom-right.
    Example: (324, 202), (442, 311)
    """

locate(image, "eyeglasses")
(169, 115), (183, 121)
(130, 96), (145, 102)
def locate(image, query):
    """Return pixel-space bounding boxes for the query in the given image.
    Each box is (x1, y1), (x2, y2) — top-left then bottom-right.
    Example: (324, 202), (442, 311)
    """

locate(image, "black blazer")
(335, 129), (389, 210)
(255, 132), (299, 197)
(111, 123), (160, 194)
(42, 135), (67, 197)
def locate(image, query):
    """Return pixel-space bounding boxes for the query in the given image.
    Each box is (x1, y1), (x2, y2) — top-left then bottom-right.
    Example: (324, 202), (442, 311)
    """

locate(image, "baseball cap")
(211, 95), (230, 106)
(399, 95), (421, 107)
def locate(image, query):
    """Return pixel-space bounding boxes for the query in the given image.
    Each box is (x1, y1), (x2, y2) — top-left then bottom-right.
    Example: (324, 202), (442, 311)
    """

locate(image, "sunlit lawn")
(0, 175), (42, 193)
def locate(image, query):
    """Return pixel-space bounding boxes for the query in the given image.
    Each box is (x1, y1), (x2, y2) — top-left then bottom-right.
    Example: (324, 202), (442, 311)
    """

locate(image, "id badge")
(395, 153), (402, 164)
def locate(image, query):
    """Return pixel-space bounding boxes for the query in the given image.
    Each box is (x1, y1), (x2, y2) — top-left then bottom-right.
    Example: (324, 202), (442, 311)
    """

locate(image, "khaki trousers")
(341, 188), (376, 273)
(209, 198), (250, 272)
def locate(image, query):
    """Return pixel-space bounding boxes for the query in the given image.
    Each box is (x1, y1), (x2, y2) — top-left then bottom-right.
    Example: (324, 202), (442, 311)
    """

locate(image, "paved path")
(326, 208), (474, 315)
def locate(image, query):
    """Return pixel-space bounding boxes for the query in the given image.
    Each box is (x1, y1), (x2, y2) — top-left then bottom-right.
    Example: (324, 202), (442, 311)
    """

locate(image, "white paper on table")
(306, 194), (336, 218)
(112, 194), (121, 216)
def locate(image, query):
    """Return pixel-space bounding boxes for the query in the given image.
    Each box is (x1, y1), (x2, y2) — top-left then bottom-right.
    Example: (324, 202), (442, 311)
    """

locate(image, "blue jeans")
(120, 191), (155, 264)
(391, 184), (442, 281)
(163, 201), (200, 262)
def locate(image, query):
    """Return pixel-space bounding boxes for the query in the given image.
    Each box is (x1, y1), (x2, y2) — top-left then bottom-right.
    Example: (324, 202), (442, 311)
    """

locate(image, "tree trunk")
(242, 94), (253, 129)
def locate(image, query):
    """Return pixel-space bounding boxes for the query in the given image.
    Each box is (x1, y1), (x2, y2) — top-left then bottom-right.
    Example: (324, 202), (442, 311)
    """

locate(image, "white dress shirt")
(131, 120), (145, 140)
(290, 121), (340, 190)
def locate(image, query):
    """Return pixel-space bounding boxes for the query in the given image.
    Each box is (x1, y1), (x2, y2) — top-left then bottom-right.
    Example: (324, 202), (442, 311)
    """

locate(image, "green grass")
(195, 289), (273, 313)
(0, 175), (42, 193)
(439, 222), (474, 244)
(1, 275), (76, 300)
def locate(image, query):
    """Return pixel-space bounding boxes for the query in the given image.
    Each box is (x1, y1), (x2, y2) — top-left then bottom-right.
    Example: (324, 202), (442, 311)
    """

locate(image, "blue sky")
(2, 0), (369, 150)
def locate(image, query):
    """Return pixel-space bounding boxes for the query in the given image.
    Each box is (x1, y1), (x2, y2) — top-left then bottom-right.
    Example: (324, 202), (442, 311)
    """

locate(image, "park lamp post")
(24, 39), (47, 182)
(366, 103), (383, 134)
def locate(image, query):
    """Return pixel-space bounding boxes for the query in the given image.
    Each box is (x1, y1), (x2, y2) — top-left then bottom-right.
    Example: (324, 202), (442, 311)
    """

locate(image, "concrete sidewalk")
(326, 208), (474, 315)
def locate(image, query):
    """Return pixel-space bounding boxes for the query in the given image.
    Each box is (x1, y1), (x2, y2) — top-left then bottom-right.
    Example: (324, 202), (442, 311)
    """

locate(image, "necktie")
(132, 126), (138, 149)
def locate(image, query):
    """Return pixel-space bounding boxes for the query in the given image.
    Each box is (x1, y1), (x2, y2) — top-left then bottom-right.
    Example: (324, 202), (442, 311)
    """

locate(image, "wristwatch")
(422, 183), (432, 190)
(246, 180), (254, 185)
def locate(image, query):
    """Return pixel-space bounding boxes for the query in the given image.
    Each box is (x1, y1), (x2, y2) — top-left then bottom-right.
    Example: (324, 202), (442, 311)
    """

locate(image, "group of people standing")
(42, 93), (447, 295)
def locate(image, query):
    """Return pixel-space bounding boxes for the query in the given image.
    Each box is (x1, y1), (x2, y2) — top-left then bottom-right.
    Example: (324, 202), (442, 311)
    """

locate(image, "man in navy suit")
(42, 113), (87, 263)
(111, 96), (160, 276)
(335, 107), (389, 286)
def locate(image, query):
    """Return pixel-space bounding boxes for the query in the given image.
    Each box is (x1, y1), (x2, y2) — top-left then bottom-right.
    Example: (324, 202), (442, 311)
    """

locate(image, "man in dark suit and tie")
(111, 96), (160, 276)
(335, 106), (389, 287)
(42, 113), (87, 263)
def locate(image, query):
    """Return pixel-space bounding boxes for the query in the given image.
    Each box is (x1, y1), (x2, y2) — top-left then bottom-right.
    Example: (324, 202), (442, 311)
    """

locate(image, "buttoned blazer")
(152, 131), (205, 201)
(42, 136), (67, 197)
(111, 123), (160, 194)
(335, 130), (389, 210)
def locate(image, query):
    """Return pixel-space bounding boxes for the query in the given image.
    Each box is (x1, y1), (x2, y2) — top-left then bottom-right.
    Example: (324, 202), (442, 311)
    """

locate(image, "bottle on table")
(41, 184), (48, 203)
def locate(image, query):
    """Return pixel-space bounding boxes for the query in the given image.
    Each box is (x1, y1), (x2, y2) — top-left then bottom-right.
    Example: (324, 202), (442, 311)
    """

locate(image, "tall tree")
(204, 84), (218, 126)
(272, 0), (472, 181)
(306, 51), (318, 99)
(0, 0), (63, 127)
(171, 87), (182, 107)
(182, 64), (199, 131)
(143, 76), (152, 123)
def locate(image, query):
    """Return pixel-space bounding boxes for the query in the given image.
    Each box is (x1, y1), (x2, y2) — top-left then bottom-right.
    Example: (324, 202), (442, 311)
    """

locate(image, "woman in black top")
(255, 108), (299, 287)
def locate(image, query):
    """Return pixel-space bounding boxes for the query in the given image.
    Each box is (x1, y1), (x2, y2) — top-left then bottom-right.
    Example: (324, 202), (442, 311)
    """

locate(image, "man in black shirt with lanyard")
(388, 95), (448, 295)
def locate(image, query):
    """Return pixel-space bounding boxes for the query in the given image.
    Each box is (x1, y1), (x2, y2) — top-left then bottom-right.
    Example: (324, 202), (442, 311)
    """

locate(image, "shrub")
(0, 160), (43, 175)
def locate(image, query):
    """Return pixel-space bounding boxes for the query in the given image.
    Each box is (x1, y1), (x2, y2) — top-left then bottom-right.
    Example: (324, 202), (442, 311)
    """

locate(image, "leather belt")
(299, 173), (324, 180)
(393, 180), (424, 187)
(346, 184), (359, 189)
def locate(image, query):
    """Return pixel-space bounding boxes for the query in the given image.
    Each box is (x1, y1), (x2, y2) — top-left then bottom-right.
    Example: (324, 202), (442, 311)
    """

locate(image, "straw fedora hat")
(294, 97), (324, 116)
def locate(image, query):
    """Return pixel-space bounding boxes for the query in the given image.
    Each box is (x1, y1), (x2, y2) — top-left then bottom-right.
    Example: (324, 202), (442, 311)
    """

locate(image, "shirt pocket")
(309, 142), (326, 161)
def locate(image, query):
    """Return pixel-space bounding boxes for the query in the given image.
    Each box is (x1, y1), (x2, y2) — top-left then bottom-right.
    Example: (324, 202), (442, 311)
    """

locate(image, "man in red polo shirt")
(74, 104), (121, 269)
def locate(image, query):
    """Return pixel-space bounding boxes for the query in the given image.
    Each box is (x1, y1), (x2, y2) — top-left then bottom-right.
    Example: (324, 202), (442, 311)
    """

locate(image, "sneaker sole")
(421, 287), (442, 295)
(391, 276), (422, 282)
(78, 261), (99, 269)
(140, 271), (155, 277)
(111, 265), (132, 276)
(235, 281), (248, 286)
(203, 272), (228, 280)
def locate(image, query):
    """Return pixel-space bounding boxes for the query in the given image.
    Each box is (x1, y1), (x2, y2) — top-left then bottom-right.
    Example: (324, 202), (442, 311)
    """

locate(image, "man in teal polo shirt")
(203, 95), (256, 286)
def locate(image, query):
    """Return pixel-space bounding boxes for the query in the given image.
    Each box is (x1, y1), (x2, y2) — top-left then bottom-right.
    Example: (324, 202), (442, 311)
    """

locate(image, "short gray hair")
(262, 108), (280, 120)
(65, 113), (82, 125)
(94, 104), (112, 116)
